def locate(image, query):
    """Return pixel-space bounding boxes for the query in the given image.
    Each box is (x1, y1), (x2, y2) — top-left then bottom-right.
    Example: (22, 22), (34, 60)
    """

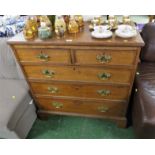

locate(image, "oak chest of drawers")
(8, 23), (144, 128)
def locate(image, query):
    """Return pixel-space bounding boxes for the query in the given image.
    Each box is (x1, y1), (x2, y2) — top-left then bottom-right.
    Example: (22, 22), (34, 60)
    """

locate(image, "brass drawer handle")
(42, 69), (55, 78)
(97, 89), (111, 96)
(48, 86), (59, 94)
(52, 102), (63, 109)
(96, 54), (112, 63)
(97, 106), (109, 113)
(98, 72), (111, 80)
(37, 52), (49, 61)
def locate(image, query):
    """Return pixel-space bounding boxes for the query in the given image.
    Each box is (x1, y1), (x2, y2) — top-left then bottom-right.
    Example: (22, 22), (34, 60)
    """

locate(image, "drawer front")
(75, 49), (137, 66)
(16, 48), (70, 64)
(23, 66), (132, 84)
(30, 82), (129, 100)
(36, 98), (126, 117)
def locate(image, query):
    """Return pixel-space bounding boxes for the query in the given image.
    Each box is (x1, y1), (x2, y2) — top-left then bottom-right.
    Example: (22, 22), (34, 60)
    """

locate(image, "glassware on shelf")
(68, 16), (79, 34)
(39, 15), (52, 27)
(74, 15), (84, 29)
(122, 15), (132, 25)
(99, 16), (105, 25)
(38, 22), (52, 40)
(62, 15), (70, 32)
(23, 16), (38, 40)
(23, 28), (36, 40)
(91, 16), (102, 26)
(89, 15), (104, 31)
(108, 15), (118, 30)
(63, 15), (70, 25)
(55, 25), (65, 38)
(47, 15), (56, 30)
(55, 15), (66, 34)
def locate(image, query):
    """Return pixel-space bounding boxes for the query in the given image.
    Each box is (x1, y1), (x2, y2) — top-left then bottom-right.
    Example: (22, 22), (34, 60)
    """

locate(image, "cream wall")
(83, 15), (149, 23)
(83, 15), (107, 21)
(83, 15), (94, 21)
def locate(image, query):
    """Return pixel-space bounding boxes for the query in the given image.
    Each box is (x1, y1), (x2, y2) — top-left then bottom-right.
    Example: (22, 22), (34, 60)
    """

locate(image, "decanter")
(55, 15), (66, 33)
(74, 15), (84, 28)
(108, 15), (118, 30)
(68, 16), (79, 34)
(122, 15), (132, 25)
(23, 16), (38, 40)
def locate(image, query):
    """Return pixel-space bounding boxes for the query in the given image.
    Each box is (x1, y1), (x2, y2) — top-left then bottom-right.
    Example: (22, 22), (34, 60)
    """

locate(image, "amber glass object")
(68, 16), (79, 34)
(23, 16), (38, 40)
(74, 15), (84, 28)
(63, 15), (70, 31)
(63, 15), (70, 25)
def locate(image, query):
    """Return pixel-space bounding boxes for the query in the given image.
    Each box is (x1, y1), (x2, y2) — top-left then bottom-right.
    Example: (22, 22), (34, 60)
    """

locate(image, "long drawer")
(75, 49), (137, 66)
(30, 82), (129, 100)
(23, 66), (132, 84)
(16, 48), (71, 64)
(36, 97), (126, 117)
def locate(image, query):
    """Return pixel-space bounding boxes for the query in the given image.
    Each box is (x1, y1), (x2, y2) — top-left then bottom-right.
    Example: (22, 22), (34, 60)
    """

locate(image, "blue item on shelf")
(5, 18), (16, 25)
(5, 26), (16, 37)
(0, 27), (6, 37)
(0, 16), (26, 37)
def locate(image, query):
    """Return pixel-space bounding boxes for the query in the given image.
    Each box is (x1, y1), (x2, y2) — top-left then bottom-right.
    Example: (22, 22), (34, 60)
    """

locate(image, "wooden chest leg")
(37, 111), (49, 120)
(115, 119), (127, 128)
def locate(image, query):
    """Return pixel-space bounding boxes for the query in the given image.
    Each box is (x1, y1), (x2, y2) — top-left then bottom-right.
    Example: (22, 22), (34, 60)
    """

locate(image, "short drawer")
(23, 66), (132, 84)
(75, 49), (137, 66)
(30, 82), (129, 100)
(36, 98), (126, 117)
(16, 48), (70, 64)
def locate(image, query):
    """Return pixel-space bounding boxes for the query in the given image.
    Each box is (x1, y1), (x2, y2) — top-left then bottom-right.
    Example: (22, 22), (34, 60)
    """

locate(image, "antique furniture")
(0, 38), (36, 139)
(8, 23), (144, 128)
(132, 23), (155, 138)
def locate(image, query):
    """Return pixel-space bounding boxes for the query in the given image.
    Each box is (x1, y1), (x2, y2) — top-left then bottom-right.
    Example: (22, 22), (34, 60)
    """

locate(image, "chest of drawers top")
(8, 23), (144, 47)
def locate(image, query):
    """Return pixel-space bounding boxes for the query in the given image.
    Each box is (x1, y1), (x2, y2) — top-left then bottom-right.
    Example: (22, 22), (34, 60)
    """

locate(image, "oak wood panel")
(75, 49), (137, 66)
(16, 48), (71, 64)
(30, 82), (129, 100)
(23, 65), (132, 84)
(36, 97), (126, 117)
(13, 45), (138, 50)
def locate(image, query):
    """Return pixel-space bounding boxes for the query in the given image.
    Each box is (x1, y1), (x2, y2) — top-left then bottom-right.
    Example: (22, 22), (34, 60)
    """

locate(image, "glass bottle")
(55, 15), (66, 34)
(68, 16), (79, 34)
(91, 16), (101, 26)
(63, 15), (70, 31)
(38, 22), (52, 40)
(74, 15), (84, 28)
(23, 16), (38, 40)
(122, 15), (132, 25)
(108, 15), (118, 30)
(39, 15), (52, 27)
(47, 15), (56, 30)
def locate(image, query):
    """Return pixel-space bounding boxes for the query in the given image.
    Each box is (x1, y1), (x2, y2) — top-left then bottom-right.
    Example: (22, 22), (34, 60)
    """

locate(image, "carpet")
(27, 115), (135, 139)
